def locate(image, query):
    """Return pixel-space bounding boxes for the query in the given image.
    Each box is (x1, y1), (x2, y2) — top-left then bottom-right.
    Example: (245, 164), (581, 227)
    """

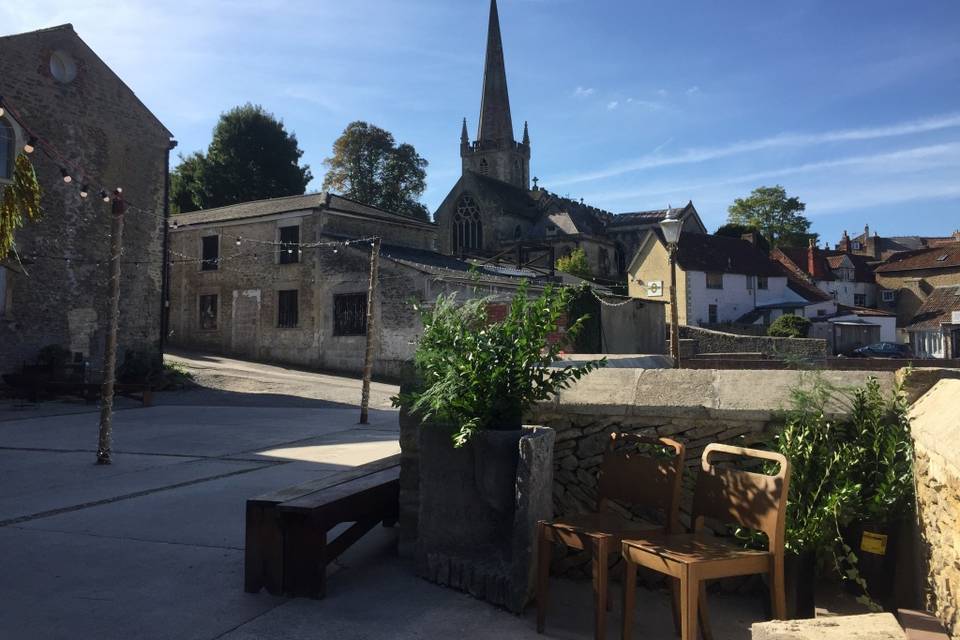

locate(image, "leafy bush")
(118, 350), (162, 383)
(768, 314), (811, 338)
(395, 281), (605, 447)
(556, 248), (592, 280)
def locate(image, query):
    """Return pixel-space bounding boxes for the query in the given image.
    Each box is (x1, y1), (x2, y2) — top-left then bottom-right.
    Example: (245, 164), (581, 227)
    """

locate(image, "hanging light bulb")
(235, 236), (242, 246)
(287, 248), (293, 254)
(60, 168), (72, 184)
(99, 190), (110, 202)
(79, 184), (89, 198)
(0, 97), (5, 118)
(171, 220), (179, 230)
(115, 187), (123, 194)
(24, 136), (37, 154)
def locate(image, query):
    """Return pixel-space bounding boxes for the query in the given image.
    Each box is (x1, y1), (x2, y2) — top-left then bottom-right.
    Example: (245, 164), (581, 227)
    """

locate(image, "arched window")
(453, 194), (483, 252)
(615, 244), (626, 275)
(0, 117), (15, 181)
(478, 157), (489, 175)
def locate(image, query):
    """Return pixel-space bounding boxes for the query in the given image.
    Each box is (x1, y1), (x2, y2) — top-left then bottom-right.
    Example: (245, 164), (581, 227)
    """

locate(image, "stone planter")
(414, 424), (555, 613)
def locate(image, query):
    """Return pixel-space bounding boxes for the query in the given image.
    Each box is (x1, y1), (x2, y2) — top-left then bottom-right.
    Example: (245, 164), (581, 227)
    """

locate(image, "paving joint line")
(11, 524), (245, 551)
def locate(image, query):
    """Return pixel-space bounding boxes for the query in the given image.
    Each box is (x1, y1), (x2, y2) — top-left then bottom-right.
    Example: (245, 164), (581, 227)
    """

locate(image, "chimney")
(864, 224), (870, 238)
(839, 230), (850, 253)
(807, 237), (825, 280)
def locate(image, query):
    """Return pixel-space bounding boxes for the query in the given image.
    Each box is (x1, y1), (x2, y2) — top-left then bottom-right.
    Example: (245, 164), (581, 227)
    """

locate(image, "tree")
(727, 185), (814, 248)
(715, 222), (770, 250)
(322, 121), (430, 221)
(768, 314), (811, 338)
(170, 104), (311, 213)
(556, 248), (592, 279)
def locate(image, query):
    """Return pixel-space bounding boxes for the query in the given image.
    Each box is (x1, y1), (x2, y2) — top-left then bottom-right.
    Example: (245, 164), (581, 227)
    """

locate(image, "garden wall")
(679, 325), (828, 358)
(910, 379), (960, 639)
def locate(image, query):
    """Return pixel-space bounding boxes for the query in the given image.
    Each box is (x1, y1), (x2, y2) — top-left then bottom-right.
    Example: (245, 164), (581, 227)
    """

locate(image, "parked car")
(850, 342), (914, 358)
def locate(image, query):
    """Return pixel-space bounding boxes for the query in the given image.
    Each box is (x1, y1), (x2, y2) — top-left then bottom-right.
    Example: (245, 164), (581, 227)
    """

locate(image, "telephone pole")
(359, 237), (381, 424)
(97, 191), (126, 465)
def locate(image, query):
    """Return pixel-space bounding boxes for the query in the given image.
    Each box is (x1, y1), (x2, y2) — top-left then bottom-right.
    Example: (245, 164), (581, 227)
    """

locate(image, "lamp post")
(659, 209), (683, 368)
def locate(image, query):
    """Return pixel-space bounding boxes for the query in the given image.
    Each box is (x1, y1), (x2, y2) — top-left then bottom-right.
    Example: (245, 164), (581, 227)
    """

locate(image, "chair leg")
(770, 556), (787, 620)
(679, 570), (699, 640)
(698, 582), (713, 640)
(670, 578), (681, 636)
(536, 522), (551, 634)
(621, 555), (637, 640)
(592, 536), (609, 640)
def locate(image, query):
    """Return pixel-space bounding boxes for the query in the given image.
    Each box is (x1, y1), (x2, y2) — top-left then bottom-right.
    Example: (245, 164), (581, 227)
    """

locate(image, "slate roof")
(530, 189), (612, 236)
(463, 171), (540, 220)
(906, 286), (960, 331)
(823, 251), (876, 283)
(874, 243), (960, 273)
(171, 192), (434, 228)
(673, 233), (784, 277)
(608, 202), (696, 228)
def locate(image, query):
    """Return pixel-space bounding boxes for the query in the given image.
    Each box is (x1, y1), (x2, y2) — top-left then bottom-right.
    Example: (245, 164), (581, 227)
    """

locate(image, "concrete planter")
(414, 424), (555, 613)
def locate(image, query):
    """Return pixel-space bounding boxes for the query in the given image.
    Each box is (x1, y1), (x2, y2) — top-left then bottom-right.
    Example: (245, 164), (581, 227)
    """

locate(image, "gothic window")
(0, 116), (15, 181)
(615, 245), (626, 275)
(478, 157), (489, 175)
(599, 247), (610, 275)
(453, 194), (483, 252)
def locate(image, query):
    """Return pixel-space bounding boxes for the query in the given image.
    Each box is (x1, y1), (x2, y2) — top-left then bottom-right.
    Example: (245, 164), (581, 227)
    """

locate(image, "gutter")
(159, 138), (177, 354)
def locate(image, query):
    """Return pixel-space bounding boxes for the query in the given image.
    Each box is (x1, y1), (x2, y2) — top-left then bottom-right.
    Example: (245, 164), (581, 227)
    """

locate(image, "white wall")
(817, 280), (877, 308)
(687, 271), (795, 324)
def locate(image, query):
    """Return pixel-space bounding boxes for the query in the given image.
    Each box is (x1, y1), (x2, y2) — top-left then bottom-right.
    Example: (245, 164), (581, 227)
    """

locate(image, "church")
(434, 0), (707, 284)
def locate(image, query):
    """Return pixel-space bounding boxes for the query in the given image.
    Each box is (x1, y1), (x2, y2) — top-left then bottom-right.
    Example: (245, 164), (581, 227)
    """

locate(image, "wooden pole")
(359, 237), (381, 424)
(97, 192), (126, 465)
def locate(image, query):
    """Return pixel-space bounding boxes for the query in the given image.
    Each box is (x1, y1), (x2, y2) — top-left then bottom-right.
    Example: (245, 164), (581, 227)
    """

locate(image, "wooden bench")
(244, 454), (400, 598)
(898, 609), (950, 639)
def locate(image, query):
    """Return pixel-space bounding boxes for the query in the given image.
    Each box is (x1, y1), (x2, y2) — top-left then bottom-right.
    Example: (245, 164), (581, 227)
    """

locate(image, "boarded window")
(708, 304), (718, 324)
(279, 225), (300, 264)
(278, 289), (299, 328)
(334, 293), (367, 336)
(201, 235), (219, 271)
(199, 294), (218, 330)
(706, 272), (723, 289)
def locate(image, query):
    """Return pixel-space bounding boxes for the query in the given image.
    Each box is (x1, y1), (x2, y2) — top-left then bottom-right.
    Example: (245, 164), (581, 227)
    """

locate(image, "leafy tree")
(322, 121), (429, 221)
(170, 104), (311, 213)
(768, 314), (811, 338)
(727, 185), (814, 248)
(555, 248), (592, 279)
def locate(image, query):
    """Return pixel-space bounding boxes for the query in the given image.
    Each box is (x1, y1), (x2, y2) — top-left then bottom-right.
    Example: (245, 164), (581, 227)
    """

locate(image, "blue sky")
(4, 0), (960, 244)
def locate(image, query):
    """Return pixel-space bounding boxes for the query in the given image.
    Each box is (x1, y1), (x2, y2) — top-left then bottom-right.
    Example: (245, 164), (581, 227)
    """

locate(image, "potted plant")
(394, 281), (604, 610)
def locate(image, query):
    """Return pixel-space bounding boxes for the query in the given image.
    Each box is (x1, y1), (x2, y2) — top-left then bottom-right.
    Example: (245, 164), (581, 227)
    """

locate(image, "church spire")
(522, 120), (529, 145)
(461, 117), (469, 144)
(477, 0), (514, 144)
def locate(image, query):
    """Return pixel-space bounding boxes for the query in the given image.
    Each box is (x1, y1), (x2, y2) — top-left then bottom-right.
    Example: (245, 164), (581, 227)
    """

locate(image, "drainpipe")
(159, 138), (177, 355)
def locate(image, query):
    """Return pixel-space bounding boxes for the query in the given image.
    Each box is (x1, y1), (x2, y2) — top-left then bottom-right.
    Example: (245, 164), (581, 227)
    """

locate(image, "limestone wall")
(910, 379), (960, 639)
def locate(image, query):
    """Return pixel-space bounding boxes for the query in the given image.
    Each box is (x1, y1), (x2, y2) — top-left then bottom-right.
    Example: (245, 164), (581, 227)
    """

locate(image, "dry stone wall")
(679, 325), (828, 358)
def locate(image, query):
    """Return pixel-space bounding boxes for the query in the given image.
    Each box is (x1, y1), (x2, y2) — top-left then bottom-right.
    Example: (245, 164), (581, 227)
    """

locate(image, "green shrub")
(395, 281), (605, 447)
(768, 314), (811, 338)
(556, 248), (592, 280)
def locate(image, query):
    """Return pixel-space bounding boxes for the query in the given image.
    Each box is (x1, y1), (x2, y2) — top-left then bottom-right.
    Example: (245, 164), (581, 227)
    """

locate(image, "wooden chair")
(536, 433), (685, 640)
(621, 443), (790, 640)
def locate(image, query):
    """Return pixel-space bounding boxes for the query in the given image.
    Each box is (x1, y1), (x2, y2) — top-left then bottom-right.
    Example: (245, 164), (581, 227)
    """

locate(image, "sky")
(3, 0), (960, 245)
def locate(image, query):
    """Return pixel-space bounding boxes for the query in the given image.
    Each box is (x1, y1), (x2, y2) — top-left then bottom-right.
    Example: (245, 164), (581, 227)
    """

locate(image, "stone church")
(434, 0), (707, 283)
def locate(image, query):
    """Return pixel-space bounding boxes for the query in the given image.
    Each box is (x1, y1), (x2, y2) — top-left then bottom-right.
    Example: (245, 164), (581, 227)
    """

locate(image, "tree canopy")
(555, 248), (592, 279)
(170, 104), (312, 213)
(321, 121), (430, 221)
(726, 185), (815, 248)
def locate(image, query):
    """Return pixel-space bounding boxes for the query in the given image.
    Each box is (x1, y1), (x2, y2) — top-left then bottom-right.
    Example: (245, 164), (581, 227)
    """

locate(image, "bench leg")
(245, 503), (285, 595)
(284, 514), (327, 599)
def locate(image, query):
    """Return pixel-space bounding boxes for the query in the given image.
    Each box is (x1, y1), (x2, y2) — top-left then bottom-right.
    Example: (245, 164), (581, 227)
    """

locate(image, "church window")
(479, 157), (489, 175)
(615, 245), (626, 275)
(0, 116), (15, 181)
(453, 194), (483, 252)
(599, 248), (610, 275)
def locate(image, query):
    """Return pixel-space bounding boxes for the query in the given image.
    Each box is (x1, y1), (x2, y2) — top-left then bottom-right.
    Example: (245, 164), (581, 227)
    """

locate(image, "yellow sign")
(860, 531), (888, 556)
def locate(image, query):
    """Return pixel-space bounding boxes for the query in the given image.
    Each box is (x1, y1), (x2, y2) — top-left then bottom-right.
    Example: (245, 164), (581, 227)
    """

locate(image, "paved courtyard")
(0, 356), (768, 639)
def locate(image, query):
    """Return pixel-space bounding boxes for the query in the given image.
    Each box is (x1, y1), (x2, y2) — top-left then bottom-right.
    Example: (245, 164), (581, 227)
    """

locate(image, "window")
(881, 290), (897, 303)
(615, 246), (626, 275)
(708, 304), (718, 324)
(817, 309), (827, 317)
(334, 293), (367, 336)
(0, 116), (15, 180)
(277, 290), (299, 328)
(452, 194), (482, 252)
(854, 294), (866, 307)
(599, 248), (610, 275)
(852, 241), (862, 250)
(278, 225), (300, 264)
(706, 272), (723, 289)
(757, 276), (768, 290)
(479, 157), (489, 175)
(201, 235), (219, 271)
(199, 294), (218, 330)
(746, 275), (755, 290)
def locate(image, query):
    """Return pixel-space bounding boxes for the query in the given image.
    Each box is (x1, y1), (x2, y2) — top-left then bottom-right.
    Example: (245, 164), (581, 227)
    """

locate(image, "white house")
(809, 306), (898, 355)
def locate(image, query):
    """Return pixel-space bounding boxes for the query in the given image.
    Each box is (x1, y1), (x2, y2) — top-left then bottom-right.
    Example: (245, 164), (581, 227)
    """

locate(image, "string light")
(60, 167), (72, 183)
(235, 236), (242, 246)
(0, 97), (5, 118)
(79, 184), (89, 198)
(99, 190), (110, 203)
(24, 136), (37, 154)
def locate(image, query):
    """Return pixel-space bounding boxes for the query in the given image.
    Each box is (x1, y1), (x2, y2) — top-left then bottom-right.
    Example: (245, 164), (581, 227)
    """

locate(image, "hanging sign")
(647, 280), (664, 297)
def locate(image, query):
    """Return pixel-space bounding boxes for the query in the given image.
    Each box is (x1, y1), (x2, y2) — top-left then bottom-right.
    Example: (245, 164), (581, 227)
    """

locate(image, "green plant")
(118, 350), (162, 383)
(394, 281), (605, 447)
(767, 314), (811, 338)
(556, 248), (592, 280)
(1, 153), (43, 259)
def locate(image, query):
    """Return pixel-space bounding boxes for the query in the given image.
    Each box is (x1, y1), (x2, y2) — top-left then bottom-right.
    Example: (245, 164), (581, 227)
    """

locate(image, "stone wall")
(679, 325), (828, 358)
(910, 379), (960, 639)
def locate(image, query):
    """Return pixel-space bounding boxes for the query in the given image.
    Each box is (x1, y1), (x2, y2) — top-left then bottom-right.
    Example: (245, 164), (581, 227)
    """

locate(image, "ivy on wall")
(0, 153), (43, 259)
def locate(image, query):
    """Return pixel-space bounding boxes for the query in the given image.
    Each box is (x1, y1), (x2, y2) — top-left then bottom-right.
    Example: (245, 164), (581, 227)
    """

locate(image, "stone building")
(0, 25), (174, 375)
(836, 224), (960, 263)
(433, 0), (706, 283)
(166, 192), (588, 378)
(873, 243), (960, 340)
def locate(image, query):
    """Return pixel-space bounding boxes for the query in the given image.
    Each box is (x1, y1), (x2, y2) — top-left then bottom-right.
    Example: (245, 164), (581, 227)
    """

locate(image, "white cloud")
(656, 89), (669, 97)
(550, 111), (960, 186)
(686, 86), (700, 96)
(607, 101), (619, 110)
(573, 86), (596, 98)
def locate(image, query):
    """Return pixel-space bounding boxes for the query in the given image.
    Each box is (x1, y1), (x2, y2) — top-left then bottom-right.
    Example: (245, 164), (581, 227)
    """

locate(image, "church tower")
(461, 0), (530, 190)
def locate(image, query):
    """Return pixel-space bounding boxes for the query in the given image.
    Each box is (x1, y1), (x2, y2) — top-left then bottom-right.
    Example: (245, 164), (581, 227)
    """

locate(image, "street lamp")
(660, 207), (683, 368)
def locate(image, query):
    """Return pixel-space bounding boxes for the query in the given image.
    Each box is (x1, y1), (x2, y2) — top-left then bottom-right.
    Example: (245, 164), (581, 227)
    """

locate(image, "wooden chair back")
(690, 443), (790, 552)
(597, 433), (685, 532)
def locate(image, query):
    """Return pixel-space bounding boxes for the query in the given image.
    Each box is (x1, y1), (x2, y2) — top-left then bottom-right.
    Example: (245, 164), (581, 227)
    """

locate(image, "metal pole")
(97, 192), (126, 465)
(668, 244), (681, 368)
(359, 237), (381, 424)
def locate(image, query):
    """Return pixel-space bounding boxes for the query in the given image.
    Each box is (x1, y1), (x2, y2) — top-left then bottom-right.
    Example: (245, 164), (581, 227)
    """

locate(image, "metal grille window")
(277, 290), (299, 328)
(334, 293), (367, 336)
(201, 235), (219, 271)
(199, 294), (218, 330)
(452, 194), (482, 252)
(706, 272), (723, 289)
(279, 225), (300, 264)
